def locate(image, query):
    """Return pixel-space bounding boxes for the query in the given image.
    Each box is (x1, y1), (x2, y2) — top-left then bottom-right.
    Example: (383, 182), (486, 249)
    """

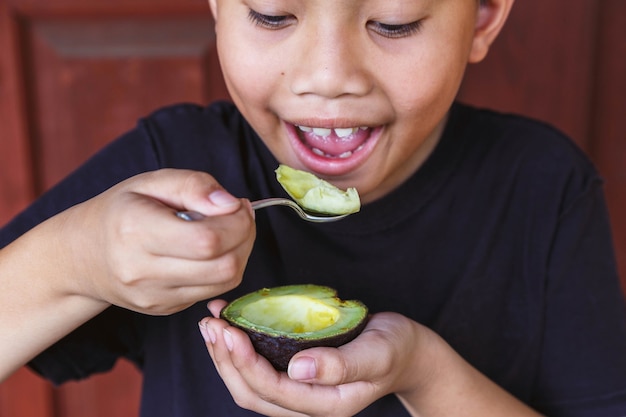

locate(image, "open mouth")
(295, 125), (373, 159)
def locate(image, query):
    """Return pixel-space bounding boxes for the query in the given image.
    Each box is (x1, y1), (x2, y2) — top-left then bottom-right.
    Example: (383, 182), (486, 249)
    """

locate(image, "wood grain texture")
(0, 0), (624, 415)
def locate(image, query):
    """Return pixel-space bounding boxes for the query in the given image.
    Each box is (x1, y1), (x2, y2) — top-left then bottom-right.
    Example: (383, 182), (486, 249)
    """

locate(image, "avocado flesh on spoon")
(220, 285), (368, 371)
(275, 165), (361, 215)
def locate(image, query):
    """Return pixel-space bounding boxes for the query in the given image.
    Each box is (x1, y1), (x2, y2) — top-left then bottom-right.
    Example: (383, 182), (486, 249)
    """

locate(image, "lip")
(284, 121), (383, 176)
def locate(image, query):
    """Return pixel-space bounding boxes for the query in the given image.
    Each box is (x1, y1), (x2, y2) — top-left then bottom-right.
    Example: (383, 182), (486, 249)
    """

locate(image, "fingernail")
(209, 190), (239, 207)
(198, 320), (216, 344)
(288, 357), (317, 381)
(223, 329), (234, 351)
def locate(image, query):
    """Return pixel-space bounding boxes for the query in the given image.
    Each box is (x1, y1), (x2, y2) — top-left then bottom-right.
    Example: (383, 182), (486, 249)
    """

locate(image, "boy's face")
(209, 0), (508, 203)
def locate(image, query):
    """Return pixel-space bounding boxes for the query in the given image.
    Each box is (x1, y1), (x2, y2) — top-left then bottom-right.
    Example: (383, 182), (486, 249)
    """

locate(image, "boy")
(2, 0), (626, 415)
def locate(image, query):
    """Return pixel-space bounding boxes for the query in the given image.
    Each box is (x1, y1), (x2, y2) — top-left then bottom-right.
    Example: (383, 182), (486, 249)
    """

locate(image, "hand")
(199, 300), (544, 417)
(60, 169), (256, 315)
(199, 300), (425, 417)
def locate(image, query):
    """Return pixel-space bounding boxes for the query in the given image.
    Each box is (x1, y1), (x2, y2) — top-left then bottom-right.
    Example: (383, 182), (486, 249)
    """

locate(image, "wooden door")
(1, 0), (625, 416)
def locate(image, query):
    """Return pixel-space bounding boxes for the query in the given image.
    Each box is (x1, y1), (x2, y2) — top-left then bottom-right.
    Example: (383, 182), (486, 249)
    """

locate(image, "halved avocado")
(275, 165), (361, 215)
(220, 284), (368, 371)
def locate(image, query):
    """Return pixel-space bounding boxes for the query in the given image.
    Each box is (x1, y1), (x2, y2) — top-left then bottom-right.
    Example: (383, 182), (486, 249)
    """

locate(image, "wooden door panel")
(7, 0), (208, 14)
(1, 0), (625, 416)
(55, 360), (141, 417)
(0, 0), (35, 226)
(25, 15), (226, 190)
(459, 0), (626, 287)
(459, 0), (597, 150)
(589, 0), (626, 288)
(0, 368), (53, 417)
(1, 2), (224, 416)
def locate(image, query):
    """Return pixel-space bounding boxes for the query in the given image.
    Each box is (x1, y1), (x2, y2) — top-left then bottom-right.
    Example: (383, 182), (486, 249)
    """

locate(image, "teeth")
(297, 125), (369, 159)
(312, 128), (332, 137)
(297, 125), (366, 138)
(334, 128), (356, 138)
(312, 148), (356, 159)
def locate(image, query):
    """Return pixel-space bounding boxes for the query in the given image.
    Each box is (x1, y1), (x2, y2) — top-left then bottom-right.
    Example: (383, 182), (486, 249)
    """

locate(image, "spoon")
(176, 197), (350, 223)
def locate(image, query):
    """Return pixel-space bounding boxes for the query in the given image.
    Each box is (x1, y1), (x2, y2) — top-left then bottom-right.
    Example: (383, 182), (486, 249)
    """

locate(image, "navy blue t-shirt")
(2, 101), (626, 416)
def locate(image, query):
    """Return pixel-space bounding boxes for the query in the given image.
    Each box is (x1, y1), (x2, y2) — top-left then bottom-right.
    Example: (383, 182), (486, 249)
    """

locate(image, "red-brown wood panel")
(588, 0), (626, 287)
(0, 368), (53, 417)
(459, 0), (598, 149)
(24, 14), (227, 191)
(54, 360), (141, 417)
(0, 0), (225, 416)
(0, 1), (52, 415)
(0, 0), (35, 226)
(459, 0), (626, 285)
(1, 0), (624, 416)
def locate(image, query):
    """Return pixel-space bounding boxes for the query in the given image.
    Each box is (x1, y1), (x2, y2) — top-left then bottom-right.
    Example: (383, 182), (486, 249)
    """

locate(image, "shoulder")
(458, 103), (595, 173)
(453, 103), (603, 206)
(131, 101), (260, 172)
(147, 100), (242, 123)
(131, 101), (274, 196)
(140, 100), (248, 141)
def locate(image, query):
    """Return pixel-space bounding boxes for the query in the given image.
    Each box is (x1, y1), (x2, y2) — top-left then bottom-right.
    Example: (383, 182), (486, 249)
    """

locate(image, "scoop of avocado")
(220, 284), (368, 371)
(275, 165), (360, 215)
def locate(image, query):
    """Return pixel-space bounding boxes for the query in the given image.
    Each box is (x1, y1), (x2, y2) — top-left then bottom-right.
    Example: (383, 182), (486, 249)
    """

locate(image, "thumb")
(287, 313), (418, 386)
(287, 313), (404, 386)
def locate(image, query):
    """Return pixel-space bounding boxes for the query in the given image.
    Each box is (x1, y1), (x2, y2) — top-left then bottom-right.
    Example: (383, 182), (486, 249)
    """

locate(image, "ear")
(208, 0), (218, 21)
(468, 0), (515, 63)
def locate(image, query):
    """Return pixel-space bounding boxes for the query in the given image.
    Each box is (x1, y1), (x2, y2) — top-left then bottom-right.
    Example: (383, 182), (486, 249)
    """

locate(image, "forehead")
(226, 0), (479, 14)
(237, 0), (433, 10)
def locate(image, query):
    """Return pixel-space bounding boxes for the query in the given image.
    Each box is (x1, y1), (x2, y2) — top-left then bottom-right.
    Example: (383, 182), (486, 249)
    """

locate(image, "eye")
(368, 20), (423, 39)
(248, 9), (295, 30)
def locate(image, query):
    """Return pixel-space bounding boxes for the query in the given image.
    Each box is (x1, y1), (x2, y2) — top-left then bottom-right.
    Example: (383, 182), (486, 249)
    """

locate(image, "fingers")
(200, 317), (306, 417)
(135, 198), (255, 260)
(199, 315), (373, 417)
(207, 299), (228, 318)
(114, 169), (255, 261)
(124, 169), (245, 217)
(74, 169), (258, 315)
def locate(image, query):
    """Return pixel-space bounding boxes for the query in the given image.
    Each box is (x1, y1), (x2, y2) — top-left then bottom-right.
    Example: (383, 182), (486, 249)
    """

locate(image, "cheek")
(217, 32), (278, 110)
(220, 52), (261, 104)
(385, 53), (466, 133)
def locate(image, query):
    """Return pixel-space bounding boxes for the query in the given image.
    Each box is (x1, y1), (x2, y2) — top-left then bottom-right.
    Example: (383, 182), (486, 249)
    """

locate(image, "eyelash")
(247, 9), (423, 39)
(368, 20), (424, 39)
(248, 9), (292, 29)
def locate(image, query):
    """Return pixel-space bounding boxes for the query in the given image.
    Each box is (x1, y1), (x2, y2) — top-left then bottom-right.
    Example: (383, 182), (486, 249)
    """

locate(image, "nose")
(290, 24), (373, 99)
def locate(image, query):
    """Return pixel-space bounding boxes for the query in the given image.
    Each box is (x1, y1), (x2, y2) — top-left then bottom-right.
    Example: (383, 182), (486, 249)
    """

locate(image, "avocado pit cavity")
(241, 295), (340, 333)
(221, 284), (368, 371)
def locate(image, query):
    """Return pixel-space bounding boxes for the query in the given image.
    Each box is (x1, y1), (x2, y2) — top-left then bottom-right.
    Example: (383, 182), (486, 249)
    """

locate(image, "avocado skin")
(232, 315), (368, 372)
(220, 285), (369, 372)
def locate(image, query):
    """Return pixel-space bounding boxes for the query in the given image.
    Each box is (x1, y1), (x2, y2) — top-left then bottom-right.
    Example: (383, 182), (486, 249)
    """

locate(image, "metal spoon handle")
(177, 197), (349, 223)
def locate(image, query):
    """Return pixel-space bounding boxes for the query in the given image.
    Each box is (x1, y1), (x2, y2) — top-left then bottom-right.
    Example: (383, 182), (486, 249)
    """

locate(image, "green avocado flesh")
(275, 165), (361, 215)
(220, 284), (368, 371)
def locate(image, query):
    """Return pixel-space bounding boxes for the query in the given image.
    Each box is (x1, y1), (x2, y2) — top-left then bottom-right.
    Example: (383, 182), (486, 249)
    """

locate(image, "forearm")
(396, 326), (542, 417)
(0, 212), (109, 381)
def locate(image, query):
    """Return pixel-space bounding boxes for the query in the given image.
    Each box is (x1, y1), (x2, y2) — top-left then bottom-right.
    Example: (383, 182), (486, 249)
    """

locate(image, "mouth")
(295, 125), (371, 159)
(285, 122), (382, 175)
